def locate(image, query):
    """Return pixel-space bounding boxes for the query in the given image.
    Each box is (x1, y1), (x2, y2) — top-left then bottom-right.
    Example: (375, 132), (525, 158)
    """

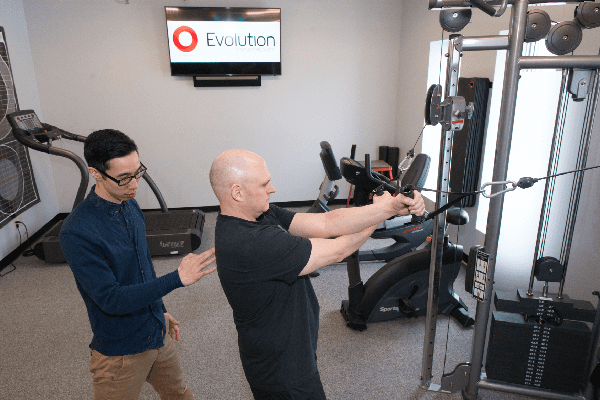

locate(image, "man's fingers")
(200, 266), (217, 277)
(197, 248), (216, 267)
(199, 254), (216, 271)
(199, 247), (216, 260)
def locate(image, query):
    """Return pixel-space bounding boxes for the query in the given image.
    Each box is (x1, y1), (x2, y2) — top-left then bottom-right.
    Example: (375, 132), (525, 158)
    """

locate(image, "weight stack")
(486, 311), (591, 393)
(449, 77), (490, 207)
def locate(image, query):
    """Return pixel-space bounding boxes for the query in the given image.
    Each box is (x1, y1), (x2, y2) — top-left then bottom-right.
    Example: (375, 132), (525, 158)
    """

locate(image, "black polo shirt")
(215, 205), (318, 391)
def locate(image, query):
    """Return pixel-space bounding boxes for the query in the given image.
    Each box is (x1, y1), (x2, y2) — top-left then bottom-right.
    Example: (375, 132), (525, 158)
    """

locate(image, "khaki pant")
(89, 328), (193, 400)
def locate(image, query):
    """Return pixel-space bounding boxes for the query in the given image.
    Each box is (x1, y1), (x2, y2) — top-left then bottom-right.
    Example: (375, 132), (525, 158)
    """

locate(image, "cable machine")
(420, 1), (600, 399)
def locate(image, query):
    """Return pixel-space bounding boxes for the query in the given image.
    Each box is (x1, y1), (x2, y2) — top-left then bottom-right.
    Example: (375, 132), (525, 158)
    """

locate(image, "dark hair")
(84, 129), (138, 172)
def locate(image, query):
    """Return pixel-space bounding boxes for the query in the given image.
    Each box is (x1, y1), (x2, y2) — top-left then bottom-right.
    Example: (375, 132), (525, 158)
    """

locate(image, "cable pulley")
(545, 20), (583, 55)
(525, 9), (551, 43)
(425, 84), (474, 131)
(439, 8), (472, 32)
(575, 1), (600, 29)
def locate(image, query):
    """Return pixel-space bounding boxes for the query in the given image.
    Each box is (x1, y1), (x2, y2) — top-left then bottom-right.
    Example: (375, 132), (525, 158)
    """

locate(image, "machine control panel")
(7, 110), (61, 143)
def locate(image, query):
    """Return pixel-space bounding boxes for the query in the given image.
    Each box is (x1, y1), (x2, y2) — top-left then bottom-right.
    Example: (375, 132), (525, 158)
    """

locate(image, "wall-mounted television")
(165, 7), (281, 76)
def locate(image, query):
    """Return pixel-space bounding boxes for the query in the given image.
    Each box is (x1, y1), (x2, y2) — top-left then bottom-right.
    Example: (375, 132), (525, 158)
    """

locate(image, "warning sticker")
(473, 250), (489, 302)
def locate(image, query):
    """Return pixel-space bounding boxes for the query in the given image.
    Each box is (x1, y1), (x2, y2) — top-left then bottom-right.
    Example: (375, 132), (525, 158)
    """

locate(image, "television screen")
(165, 7), (281, 76)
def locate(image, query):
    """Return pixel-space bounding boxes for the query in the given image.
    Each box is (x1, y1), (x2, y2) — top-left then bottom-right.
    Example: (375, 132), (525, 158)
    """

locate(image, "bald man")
(209, 149), (425, 400)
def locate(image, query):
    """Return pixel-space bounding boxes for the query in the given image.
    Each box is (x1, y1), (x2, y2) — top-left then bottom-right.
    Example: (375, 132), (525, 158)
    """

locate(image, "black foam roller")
(387, 147), (400, 178)
(378, 146), (389, 163)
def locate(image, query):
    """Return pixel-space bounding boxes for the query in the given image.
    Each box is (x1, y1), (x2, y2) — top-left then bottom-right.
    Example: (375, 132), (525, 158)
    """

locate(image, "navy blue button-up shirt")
(60, 186), (183, 356)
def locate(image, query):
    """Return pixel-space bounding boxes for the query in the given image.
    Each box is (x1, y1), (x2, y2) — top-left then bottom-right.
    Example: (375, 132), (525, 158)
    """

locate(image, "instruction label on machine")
(473, 250), (489, 302)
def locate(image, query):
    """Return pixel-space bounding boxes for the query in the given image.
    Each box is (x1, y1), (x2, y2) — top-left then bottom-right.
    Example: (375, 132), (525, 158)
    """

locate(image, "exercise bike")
(308, 141), (434, 263)
(336, 149), (473, 331)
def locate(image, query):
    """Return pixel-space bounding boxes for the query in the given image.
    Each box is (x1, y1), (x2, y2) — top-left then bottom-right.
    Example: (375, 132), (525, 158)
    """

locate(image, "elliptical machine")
(338, 152), (474, 331)
(7, 110), (205, 262)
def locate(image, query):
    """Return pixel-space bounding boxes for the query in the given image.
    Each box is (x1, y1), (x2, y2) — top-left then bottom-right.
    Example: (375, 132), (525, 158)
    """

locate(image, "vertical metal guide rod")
(420, 33), (462, 390)
(557, 70), (600, 298)
(527, 70), (570, 296)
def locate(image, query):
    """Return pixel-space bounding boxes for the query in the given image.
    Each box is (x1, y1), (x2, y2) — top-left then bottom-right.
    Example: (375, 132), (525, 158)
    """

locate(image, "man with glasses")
(60, 129), (216, 400)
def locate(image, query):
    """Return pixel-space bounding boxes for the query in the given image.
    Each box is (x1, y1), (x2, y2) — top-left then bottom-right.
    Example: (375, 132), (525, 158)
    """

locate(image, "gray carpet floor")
(0, 208), (541, 399)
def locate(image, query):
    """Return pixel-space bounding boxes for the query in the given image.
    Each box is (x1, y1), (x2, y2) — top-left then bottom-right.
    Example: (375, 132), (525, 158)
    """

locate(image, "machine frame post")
(420, 33), (463, 389)
(463, 1), (529, 398)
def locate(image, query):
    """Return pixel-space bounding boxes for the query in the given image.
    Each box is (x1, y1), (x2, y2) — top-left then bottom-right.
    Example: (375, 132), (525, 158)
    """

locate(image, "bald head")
(209, 149), (266, 203)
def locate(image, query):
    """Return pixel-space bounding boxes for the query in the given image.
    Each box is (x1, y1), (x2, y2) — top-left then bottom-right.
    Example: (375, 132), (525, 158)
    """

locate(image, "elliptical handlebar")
(364, 154), (397, 193)
(141, 173), (169, 214)
(45, 124), (87, 143)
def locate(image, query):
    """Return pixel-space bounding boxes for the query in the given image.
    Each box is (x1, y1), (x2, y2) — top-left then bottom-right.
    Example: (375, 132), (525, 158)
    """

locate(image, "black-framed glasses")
(99, 163), (147, 186)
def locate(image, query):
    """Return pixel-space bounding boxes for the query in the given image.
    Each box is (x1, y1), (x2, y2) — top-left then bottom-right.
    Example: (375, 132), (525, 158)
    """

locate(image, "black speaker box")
(449, 77), (490, 207)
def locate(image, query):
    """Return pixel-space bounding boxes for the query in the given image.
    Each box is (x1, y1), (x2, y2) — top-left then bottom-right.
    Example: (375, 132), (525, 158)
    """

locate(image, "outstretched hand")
(374, 190), (425, 216)
(178, 247), (217, 287)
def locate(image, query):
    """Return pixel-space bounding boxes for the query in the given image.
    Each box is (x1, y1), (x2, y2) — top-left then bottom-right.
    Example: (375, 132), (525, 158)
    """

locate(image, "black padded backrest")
(401, 153), (431, 189)
(319, 141), (342, 181)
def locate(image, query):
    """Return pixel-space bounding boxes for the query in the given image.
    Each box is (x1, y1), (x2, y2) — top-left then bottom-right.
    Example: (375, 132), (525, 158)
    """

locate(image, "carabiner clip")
(481, 180), (517, 198)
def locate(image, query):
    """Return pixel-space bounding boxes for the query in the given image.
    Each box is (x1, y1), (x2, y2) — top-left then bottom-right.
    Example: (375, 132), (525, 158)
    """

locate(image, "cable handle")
(365, 154), (425, 223)
(400, 184), (426, 224)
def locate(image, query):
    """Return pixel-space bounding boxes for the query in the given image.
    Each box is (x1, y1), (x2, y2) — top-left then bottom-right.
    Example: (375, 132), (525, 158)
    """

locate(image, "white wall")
(20, 0), (405, 212)
(0, 0), (58, 261)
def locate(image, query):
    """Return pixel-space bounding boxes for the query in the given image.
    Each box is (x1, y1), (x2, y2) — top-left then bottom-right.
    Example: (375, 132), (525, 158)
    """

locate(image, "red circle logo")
(173, 26), (198, 52)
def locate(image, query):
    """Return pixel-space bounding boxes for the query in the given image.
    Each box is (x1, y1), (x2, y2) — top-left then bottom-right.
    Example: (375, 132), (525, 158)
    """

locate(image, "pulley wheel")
(439, 8), (472, 33)
(425, 84), (442, 126)
(534, 256), (564, 283)
(575, 1), (600, 29)
(525, 9), (551, 43)
(545, 21), (582, 55)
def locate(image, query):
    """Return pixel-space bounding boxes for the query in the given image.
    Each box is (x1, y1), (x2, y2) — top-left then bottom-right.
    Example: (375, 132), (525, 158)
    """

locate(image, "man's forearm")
(319, 201), (399, 237)
(301, 225), (377, 275)
(290, 192), (420, 239)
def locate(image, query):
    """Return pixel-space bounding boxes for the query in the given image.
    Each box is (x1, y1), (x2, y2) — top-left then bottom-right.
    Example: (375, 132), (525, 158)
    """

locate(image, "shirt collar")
(88, 185), (128, 215)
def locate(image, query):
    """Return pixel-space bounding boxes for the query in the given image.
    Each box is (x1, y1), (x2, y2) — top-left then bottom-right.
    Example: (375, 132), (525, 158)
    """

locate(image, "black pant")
(250, 371), (326, 400)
